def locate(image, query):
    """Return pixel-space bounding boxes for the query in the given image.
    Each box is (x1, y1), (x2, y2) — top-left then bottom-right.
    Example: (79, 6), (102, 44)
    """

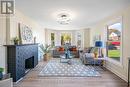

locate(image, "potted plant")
(0, 68), (4, 80)
(40, 44), (52, 61)
(12, 36), (20, 45)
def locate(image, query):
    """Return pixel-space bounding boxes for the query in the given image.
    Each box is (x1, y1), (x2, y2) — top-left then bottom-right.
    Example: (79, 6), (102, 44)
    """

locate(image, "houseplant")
(12, 36), (20, 45)
(40, 44), (52, 61)
(0, 67), (4, 80)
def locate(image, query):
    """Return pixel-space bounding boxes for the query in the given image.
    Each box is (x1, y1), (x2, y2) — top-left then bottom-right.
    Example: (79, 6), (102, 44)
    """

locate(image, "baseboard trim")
(106, 66), (127, 82)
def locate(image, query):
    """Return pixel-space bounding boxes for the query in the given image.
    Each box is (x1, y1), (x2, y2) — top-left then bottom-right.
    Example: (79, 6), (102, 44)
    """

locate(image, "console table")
(5, 44), (38, 82)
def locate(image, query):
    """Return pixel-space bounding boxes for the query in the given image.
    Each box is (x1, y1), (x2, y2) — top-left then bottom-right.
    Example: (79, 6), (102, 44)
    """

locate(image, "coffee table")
(60, 54), (74, 64)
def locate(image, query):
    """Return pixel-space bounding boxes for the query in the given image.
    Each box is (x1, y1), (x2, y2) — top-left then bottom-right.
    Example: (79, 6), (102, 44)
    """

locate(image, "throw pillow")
(85, 53), (95, 58)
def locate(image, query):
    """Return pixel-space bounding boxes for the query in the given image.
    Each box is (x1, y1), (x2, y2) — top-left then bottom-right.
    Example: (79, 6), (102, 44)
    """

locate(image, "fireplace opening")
(25, 56), (34, 73)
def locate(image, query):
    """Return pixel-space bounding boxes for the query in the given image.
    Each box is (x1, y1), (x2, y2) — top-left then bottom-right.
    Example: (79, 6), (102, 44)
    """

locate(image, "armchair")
(80, 47), (102, 65)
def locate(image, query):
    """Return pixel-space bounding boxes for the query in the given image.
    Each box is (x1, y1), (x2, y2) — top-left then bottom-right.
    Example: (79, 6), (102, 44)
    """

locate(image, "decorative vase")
(34, 37), (36, 44)
(43, 54), (48, 61)
(14, 41), (19, 45)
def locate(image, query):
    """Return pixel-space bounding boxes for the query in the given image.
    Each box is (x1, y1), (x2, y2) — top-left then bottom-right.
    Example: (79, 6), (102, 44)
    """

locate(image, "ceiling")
(16, 0), (130, 30)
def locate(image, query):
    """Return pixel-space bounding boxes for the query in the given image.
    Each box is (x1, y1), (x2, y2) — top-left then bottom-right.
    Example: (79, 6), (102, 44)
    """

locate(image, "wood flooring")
(13, 59), (127, 87)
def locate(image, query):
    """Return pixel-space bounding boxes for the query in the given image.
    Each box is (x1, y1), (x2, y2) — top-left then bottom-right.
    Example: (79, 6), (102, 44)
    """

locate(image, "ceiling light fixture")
(57, 13), (72, 25)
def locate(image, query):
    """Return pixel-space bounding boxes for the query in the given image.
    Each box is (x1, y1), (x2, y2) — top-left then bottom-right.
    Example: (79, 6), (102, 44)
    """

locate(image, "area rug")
(39, 59), (101, 77)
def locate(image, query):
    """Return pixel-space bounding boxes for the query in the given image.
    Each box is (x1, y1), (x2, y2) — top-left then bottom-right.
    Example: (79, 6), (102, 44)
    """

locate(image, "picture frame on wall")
(19, 23), (33, 44)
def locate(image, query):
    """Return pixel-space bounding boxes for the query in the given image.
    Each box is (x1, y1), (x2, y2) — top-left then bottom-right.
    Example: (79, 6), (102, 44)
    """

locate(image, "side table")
(93, 57), (107, 70)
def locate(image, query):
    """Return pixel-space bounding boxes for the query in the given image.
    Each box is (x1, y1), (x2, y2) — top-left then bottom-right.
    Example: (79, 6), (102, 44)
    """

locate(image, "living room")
(0, 0), (130, 87)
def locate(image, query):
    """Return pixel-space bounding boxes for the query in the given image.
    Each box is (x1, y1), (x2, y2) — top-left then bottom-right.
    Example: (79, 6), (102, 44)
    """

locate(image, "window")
(61, 33), (71, 45)
(51, 33), (55, 46)
(107, 22), (122, 61)
(77, 33), (82, 48)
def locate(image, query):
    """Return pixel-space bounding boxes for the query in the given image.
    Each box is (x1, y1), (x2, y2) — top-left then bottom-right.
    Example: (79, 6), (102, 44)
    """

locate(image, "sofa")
(52, 46), (79, 58)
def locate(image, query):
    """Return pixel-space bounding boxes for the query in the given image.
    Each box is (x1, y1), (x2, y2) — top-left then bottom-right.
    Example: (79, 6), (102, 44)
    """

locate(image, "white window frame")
(76, 32), (82, 48)
(50, 32), (55, 46)
(60, 32), (72, 46)
(105, 16), (123, 67)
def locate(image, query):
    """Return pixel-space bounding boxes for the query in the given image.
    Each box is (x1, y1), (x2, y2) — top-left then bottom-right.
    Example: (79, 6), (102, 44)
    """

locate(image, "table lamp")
(95, 41), (103, 58)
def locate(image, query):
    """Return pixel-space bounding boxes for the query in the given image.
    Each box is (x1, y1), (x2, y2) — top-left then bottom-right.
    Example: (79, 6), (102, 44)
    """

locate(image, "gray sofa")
(52, 46), (79, 58)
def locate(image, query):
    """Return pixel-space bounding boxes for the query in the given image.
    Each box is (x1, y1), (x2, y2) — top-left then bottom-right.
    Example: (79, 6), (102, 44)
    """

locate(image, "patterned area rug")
(39, 59), (101, 77)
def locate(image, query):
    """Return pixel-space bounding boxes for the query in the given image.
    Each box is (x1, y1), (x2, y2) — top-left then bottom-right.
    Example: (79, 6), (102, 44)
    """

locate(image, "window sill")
(106, 57), (123, 68)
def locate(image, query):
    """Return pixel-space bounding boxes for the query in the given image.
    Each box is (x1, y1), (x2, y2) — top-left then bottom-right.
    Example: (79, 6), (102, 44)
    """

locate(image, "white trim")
(82, 31), (84, 49)
(76, 31), (82, 48)
(107, 57), (123, 68)
(104, 16), (127, 81)
(106, 64), (127, 82)
(106, 16), (123, 65)
(13, 77), (23, 84)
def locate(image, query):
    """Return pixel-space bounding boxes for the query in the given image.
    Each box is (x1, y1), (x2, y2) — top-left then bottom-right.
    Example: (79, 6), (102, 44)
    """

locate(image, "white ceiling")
(16, 0), (130, 30)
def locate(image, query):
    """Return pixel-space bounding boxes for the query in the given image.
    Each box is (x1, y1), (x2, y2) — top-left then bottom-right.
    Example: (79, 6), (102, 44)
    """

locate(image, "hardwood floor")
(14, 59), (127, 87)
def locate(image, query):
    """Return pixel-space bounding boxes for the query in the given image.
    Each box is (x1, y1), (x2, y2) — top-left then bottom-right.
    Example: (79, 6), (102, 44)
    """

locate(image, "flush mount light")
(57, 13), (72, 25)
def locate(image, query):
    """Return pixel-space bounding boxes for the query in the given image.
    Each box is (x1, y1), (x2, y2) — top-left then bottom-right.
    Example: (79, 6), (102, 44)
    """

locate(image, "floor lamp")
(95, 41), (103, 58)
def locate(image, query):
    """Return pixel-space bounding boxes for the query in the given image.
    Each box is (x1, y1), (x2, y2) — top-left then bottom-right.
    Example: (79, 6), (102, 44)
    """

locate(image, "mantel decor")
(11, 36), (20, 45)
(19, 23), (33, 44)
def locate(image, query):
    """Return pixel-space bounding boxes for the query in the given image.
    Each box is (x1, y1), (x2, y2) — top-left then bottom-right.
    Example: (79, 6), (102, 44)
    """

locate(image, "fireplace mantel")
(5, 44), (38, 82)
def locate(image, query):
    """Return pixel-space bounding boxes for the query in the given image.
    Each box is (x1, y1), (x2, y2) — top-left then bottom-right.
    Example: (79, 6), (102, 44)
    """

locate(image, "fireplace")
(25, 56), (34, 73)
(5, 44), (38, 82)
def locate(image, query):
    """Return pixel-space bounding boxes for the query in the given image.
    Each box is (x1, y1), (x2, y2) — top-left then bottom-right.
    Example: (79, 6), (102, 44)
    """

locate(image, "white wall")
(0, 15), (7, 73)
(79, 29), (90, 48)
(0, 9), (45, 73)
(90, 6), (130, 81)
(9, 10), (45, 44)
